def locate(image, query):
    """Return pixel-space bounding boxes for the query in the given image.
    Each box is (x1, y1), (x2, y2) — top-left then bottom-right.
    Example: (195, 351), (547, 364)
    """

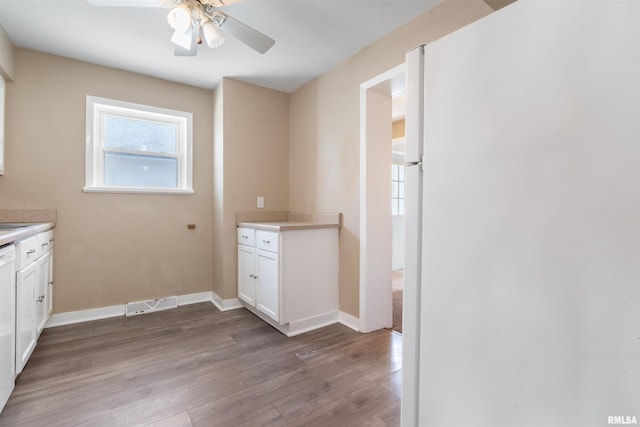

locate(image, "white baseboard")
(339, 311), (360, 332)
(177, 291), (213, 306)
(47, 304), (125, 328)
(46, 291), (241, 328)
(211, 291), (243, 312)
(239, 302), (344, 337)
(287, 311), (339, 337)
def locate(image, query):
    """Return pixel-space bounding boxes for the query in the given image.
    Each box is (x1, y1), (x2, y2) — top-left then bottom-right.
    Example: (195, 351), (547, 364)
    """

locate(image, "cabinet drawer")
(15, 231), (53, 270)
(37, 231), (54, 253)
(237, 228), (255, 246)
(15, 235), (40, 270)
(256, 231), (279, 253)
(0, 244), (15, 266)
(42, 230), (55, 251)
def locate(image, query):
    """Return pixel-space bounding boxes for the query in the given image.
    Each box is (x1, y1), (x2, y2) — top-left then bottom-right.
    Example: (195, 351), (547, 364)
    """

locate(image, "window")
(84, 96), (193, 194)
(391, 163), (405, 215)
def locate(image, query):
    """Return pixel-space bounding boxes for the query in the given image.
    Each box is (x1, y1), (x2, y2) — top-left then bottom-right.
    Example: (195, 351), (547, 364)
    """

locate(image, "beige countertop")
(236, 211), (342, 232)
(0, 222), (56, 247)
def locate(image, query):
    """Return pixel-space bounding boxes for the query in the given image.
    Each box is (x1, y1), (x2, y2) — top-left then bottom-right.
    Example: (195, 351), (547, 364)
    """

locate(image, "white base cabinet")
(15, 230), (54, 374)
(0, 245), (15, 413)
(237, 226), (338, 336)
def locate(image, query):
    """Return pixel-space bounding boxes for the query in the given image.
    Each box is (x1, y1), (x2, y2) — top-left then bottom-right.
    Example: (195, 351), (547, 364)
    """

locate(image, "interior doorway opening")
(359, 64), (406, 333)
(391, 93), (407, 334)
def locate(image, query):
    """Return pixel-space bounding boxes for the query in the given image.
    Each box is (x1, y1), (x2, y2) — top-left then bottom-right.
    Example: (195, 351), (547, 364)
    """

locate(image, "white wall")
(359, 88), (392, 332)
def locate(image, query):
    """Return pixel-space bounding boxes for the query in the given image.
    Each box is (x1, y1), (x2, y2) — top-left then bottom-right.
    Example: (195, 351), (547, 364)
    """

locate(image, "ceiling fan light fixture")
(202, 19), (224, 48)
(167, 4), (192, 32)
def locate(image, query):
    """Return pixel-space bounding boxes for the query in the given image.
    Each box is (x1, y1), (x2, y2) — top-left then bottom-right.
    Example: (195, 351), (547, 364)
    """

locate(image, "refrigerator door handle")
(404, 156), (425, 170)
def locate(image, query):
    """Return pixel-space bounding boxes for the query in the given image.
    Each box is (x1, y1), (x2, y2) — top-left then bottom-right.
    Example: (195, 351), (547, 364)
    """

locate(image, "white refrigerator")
(402, 1), (640, 426)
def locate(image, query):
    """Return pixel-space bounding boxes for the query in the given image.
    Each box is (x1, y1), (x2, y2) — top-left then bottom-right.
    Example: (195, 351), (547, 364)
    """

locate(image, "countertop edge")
(0, 222), (56, 247)
(237, 222), (340, 232)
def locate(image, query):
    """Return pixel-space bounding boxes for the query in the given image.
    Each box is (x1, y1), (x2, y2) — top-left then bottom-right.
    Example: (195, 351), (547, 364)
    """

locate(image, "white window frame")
(391, 162), (405, 216)
(84, 95), (194, 194)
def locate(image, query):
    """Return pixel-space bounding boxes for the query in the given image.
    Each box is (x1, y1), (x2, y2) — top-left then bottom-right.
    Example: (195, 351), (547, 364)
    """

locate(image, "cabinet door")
(237, 245), (256, 307)
(35, 252), (50, 336)
(257, 249), (279, 322)
(16, 262), (38, 374)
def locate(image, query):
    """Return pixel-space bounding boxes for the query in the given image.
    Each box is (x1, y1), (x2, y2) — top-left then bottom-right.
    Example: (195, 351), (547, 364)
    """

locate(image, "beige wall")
(212, 78), (289, 299)
(0, 24), (15, 80)
(0, 49), (214, 313)
(0, 0), (497, 316)
(289, 0), (494, 316)
(1, 51), (288, 312)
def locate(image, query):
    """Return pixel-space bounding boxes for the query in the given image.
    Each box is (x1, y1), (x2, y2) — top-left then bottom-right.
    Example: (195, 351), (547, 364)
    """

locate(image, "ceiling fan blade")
(201, 0), (246, 7)
(173, 25), (198, 56)
(86, 0), (174, 7)
(217, 13), (274, 54)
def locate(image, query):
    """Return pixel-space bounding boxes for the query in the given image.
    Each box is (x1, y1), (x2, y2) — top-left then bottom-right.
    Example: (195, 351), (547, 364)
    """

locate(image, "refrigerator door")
(404, 45), (424, 164)
(418, 2), (640, 426)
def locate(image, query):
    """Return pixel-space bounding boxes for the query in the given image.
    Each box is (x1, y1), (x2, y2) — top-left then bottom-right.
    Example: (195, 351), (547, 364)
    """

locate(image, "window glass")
(104, 116), (177, 153)
(104, 152), (178, 188)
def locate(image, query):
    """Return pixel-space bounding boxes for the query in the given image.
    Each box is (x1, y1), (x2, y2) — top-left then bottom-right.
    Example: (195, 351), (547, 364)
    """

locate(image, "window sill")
(83, 186), (194, 195)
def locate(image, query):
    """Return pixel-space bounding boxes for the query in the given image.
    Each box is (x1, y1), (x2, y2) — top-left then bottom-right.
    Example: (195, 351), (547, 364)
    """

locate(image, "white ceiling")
(0, 0), (442, 93)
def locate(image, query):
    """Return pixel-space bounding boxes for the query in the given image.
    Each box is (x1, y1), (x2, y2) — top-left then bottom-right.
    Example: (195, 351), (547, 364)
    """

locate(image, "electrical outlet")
(257, 196), (265, 209)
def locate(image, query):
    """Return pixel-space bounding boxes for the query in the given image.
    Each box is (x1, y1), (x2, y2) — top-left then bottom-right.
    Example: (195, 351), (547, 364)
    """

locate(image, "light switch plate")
(257, 196), (264, 209)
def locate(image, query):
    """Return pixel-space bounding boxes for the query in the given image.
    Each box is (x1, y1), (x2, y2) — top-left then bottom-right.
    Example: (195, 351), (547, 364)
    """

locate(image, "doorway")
(359, 64), (406, 333)
(391, 94), (407, 333)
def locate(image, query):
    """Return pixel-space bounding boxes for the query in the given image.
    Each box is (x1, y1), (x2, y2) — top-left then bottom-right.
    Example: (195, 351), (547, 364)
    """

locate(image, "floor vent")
(125, 297), (178, 317)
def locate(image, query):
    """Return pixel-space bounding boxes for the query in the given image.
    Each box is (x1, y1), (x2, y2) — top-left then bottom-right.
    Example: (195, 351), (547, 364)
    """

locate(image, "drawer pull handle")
(41, 242), (49, 247)
(242, 235), (248, 239)
(26, 249), (36, 255)
(263, 240), (271, 244)
(49, 238), (55, 242)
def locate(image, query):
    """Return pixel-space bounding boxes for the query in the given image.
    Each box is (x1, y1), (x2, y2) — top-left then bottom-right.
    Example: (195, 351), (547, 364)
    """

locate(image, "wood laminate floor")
(0, 303), (402, 427)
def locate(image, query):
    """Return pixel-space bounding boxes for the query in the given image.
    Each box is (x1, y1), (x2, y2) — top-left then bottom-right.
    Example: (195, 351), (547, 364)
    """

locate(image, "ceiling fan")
(86, 0), (275, 56)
